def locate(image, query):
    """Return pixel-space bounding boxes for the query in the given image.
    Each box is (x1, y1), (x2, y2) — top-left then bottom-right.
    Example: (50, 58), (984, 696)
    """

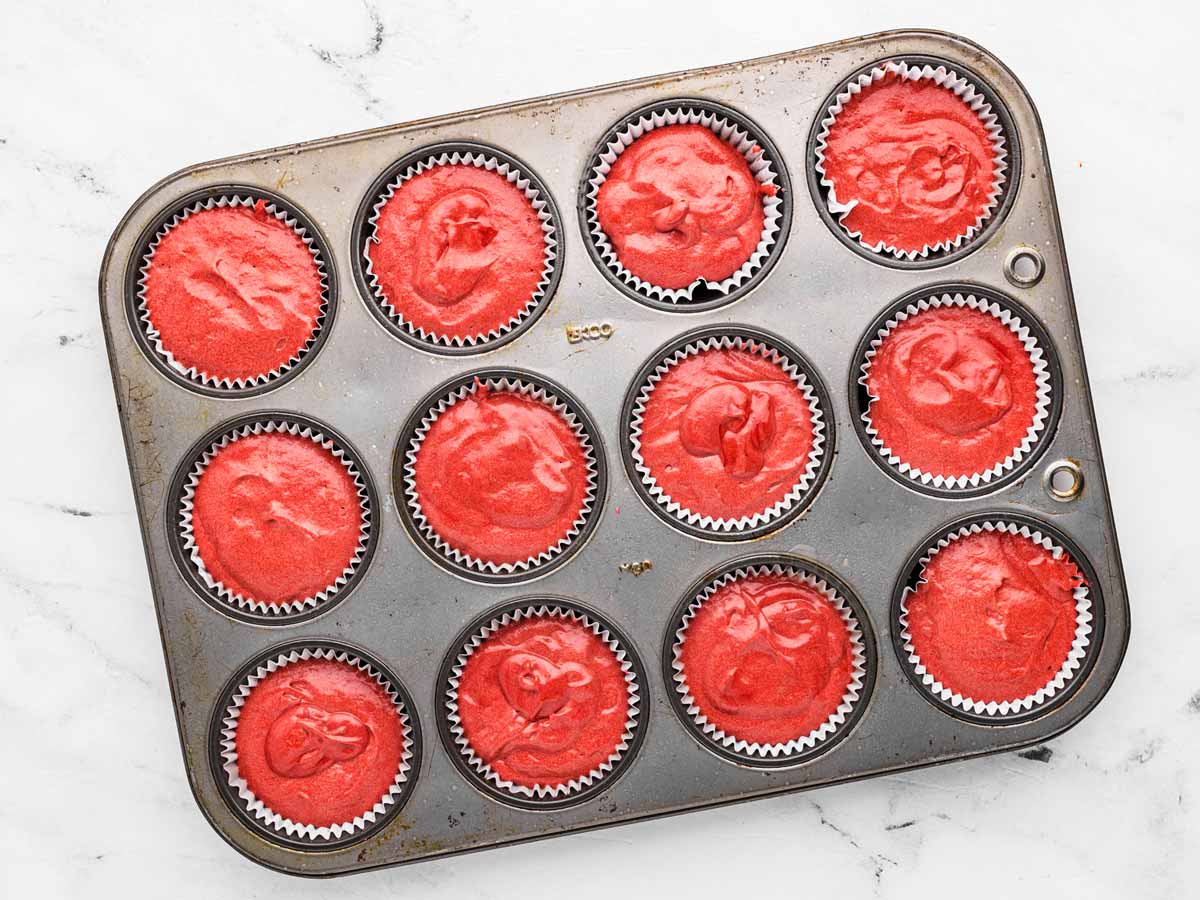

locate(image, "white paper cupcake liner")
(813, 60), (1008, 260)
(672, 563), (867, 759)
(219, 646), (414, 842)
(363, 150), (558, 348)
(629, 335), (826, 533)
(178, 420), (371, 616)
(859, 292), (1053, 489)
(403, 378), (599, 575)
(898, 520), (1093, 717)
(445, 603), (640, 799)
(137, 195), (329, 389)
(584, 105), (784, 302)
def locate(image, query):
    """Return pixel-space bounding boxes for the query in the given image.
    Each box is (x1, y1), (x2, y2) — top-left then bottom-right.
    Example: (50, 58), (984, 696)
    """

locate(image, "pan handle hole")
(1043, 458), (1083, 502)
(1005, 246), (1045, 288)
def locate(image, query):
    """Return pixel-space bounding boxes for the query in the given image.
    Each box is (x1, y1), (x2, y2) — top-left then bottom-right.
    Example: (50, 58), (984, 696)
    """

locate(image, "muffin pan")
(99, 29), (1130, 876)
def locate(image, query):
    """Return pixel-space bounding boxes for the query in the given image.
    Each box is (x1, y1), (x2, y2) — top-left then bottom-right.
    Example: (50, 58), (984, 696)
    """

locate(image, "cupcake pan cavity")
(851, 284), (1063, 497)
(166, 413), (380, 626)
(811, 58), (1011, 263)
(395, 370), (606, 584)
(440, 599), (645, 809)
(354, 142), (564, 354)
(212, 641), (421, 851)
(581, 98), (791, 312)
(125, 186), (338, 397)
(623, 326), (833, 540)
(100, 31), (1128, 876)
(667, 557), (874, 767)
(892, 514), (1105, 725)
(806, 53), (1022, 269)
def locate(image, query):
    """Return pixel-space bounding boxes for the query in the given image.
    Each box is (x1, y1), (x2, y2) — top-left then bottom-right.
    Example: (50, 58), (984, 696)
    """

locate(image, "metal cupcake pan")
(99, 29), (1130, 876)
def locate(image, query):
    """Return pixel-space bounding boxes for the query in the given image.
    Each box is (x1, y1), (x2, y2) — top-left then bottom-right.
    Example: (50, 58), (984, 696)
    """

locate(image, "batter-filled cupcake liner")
(584, 105), (785, 303)
(445, 603), (641, 800)
(218, 646), (414, 842)
(362, 150), (559, 348)
(898, 520), (1093, 717)
(629, 335), (826, 534)
(859, 291), (1053, 489)
(813, 60), (1008, 260)
(136, 195), (330, 389)
(178, 420), (371, 616)
(672, 563), (867, 759)
(402, 378), (600, 575)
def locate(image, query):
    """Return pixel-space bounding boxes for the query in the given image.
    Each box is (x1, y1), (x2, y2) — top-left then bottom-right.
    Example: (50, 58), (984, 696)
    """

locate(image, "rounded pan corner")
(1027, 604), (1131, 744)
(100, 163), (214, 295)
(182, 726), (410, 879)
(171, 757), (322, 878)
(889, 27), (1050, 142)
(98, 148), (322, 332)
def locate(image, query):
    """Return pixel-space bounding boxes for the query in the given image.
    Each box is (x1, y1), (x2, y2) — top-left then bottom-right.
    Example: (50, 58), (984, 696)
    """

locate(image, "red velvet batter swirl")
(455, 615), (629, 788)
(367, 165), (546, 341)
(680, 573), (855, 746)
(638, 347), (814, 521)
(906, 530), (1085, 703)
(596, 124), (769, 289)
(142, 200), (324, 381)
(821, 71), (998, 253)
(235, 656), (407, 828)
(191, 432), (362, 607)
(412, 385), (589, 566)
(866, 305), (1038, 478)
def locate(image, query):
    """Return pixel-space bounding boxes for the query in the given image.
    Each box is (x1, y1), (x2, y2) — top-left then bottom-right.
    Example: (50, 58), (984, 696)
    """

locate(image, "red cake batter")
(638, 347), (814, 521)
(235, 656), (407, 827)
(680, 573), (855, 746)
(413, 385), (589, 566)
(142, 200), (324, 381)
(191, 432), (362, 606)
(906, 530), (1085, 703)
(866, 305), (1038, 478)
(455, 615), (629, 788)
(596, 124), (769, 289)
(366, 164), (546, 341)
(821, 71), (998, 253)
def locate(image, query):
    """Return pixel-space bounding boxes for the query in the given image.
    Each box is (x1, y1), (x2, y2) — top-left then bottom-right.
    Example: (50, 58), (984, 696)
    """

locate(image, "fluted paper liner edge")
(363, 150), (557, 347)
(179, 420), (371, 616)
(672, 563), (867, 758)
(813, 60), (1008, 259)
(898, 520), (1093, 716)
(445, 604), (640, 799)
(137, 195), (329, 389)
(219, 646), (413, 842)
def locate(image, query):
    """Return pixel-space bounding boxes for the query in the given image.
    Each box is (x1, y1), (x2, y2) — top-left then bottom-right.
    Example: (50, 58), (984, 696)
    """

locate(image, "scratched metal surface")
(98, 29), (1129, 876)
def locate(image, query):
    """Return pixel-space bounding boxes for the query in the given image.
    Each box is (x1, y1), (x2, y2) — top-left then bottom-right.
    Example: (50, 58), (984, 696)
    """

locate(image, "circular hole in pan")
(663, 553), (877, 768)
(1044, 458), (1084, 501)
(848, 282), (1063, 499)
(578, 97), (793, 313)
(208, 638), (422, 851)
(435, 596), (647, 810)
(393, 368), (608, 585)
(806, 54), (1022, 270)
(1005, 245), (1046, 288)
(166, 411), (380, 626)
(891, 512), (1106, 727)
(351, 141), (565, 357)
(124, 184), (338, 398)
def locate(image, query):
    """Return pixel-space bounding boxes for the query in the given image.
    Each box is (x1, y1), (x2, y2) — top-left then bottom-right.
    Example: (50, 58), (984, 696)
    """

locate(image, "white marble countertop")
(3, 1), (1196, 896)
